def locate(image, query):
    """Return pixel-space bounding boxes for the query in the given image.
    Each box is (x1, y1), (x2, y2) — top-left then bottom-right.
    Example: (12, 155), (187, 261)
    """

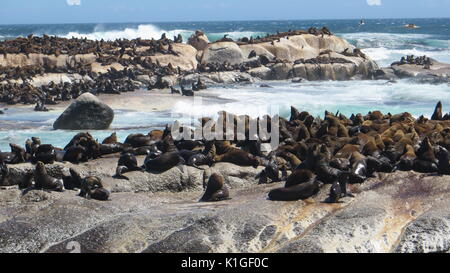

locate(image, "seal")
(214, 150), (260, 168)
(398, 144), (416, 171)
(199, 173), (230, 202)
(328, 174), (354, 203)
(63, 145), (87, 163)
(33, 161), (64, 191)
(437, 146), (449, 175)
(99, 143), (127, 155)
(284, 169), (315, 188)
(33, 144), (56, 164)
(79, 175), (110, 201)
(114, 152), (144, 180)
(62, 168), (83, 190)
(0, 159), (10, 186)
(187, 141), (216, 169)
(431, 101), (442, 121)
(125, 133), (154, 148)
(144, 151), (184, 173)
(268, 179), (323, 201)
(102, 132), (118, 144)
(417, 137), (437, 164)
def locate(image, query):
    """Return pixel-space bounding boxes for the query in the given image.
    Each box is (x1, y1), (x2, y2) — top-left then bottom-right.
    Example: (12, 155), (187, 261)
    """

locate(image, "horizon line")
(1, 16), (449, 26)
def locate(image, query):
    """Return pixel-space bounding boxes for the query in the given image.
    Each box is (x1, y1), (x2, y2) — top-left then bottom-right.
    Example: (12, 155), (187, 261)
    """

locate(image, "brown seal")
(79, 175), (110, 201)
(200, 173), (230, 202)
(33, 161), (64, 191)
(102, 132), (118, 144)
(268, 179), (323, 201)
(284, 169), (315, 188)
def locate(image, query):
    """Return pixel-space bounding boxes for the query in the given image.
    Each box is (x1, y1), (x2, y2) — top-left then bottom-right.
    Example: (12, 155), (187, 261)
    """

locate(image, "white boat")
(404, 24), (419, 29)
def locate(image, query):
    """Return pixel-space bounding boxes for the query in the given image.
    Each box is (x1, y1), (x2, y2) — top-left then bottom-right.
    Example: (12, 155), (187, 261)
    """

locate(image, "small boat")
(359, 19), (365, 26)
(404, 24), (419, 29)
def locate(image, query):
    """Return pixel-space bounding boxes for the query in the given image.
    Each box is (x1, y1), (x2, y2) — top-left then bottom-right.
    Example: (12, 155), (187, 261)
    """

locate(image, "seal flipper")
(113, 165), (130, 180)
(258, 170), (268, 184)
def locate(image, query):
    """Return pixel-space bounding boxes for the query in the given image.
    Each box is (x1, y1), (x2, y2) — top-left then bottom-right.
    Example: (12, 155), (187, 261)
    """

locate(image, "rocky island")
(0, 27), (449, 254)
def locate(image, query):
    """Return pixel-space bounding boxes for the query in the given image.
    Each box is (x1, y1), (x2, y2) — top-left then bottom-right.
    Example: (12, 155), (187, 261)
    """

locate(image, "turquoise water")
(1, 18), (449, 150)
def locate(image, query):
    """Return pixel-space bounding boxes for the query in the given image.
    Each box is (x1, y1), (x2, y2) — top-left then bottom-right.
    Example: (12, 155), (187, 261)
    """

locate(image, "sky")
(0, 0), (449, 25)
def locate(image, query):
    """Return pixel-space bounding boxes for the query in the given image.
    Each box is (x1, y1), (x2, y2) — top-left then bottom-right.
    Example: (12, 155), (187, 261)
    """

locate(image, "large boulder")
(149, 43), (199, 71)
(201, 42), (245, 66)
(53, 93), (114, 130)
(188, 31), (210, 51)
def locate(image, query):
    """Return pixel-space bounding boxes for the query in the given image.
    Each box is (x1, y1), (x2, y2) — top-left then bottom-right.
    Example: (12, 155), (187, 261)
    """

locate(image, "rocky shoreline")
(1, 99), (449, 252)
(1, 28), (379, 107)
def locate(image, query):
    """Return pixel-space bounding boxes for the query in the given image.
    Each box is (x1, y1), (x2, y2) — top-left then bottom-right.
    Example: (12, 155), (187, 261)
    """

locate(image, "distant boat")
(359, 19), (365, 26)
(404, 24), (419, 29)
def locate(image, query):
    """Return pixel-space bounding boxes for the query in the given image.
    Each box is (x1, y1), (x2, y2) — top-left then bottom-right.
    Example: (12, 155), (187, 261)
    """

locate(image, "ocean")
(0, 18), (449, 150)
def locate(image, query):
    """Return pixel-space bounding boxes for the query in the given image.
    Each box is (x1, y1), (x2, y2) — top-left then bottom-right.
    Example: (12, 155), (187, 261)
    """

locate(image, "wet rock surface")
(0, 159), (448, 253)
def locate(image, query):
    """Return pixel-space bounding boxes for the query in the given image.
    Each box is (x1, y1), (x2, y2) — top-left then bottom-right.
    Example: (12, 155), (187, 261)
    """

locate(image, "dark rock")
(53, 93), (114, 130)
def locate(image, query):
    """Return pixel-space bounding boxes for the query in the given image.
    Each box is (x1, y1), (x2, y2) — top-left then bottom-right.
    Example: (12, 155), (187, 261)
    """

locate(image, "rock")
(149, 43), (198, 71)
(188, 32), (210, 51)
(239, 44), (276, 61)
(0, 165), (449, 253)
(395, 199), (450, 253)
(270, 63), (294, 80)
(181, 71), (254, 85)
(248, 66), (272, 80)
(53, 93), (114, 130)
(202, 42), (245, 66)
(372, 68), (399, 81)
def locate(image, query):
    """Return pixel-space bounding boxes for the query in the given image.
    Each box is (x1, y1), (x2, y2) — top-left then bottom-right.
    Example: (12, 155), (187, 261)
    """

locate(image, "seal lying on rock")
(33, 161), (64, 192)
(268, 179), (323, 201)
(200, 173), (230, 202)
(114, 152), (144, 180)
(79, 175), (110, 201)
(144, 151), (185, 173)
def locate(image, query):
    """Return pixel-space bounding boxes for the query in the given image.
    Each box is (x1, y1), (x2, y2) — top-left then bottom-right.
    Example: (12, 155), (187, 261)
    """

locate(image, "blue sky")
(0, 0), (449, 25)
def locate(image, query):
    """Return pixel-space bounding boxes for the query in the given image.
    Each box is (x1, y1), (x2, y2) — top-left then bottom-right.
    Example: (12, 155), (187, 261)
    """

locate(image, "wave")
(338, 32), (450, 67)
(363, 47), (450, 67)
(62, 24), (192, 41)
(172, 80), (450, 121)
(60, 23), (263, 42)
(339, 32), (437, 49)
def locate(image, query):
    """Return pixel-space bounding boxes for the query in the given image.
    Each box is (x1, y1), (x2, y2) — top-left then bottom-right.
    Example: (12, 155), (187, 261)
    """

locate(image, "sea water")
(0, 18), (449, 150)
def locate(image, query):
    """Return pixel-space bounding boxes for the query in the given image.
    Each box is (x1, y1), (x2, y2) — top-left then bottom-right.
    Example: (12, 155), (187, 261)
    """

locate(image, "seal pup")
(328, 174), (354, 203)
(33, 161), (64, 192)
(199, 173), (230, 202)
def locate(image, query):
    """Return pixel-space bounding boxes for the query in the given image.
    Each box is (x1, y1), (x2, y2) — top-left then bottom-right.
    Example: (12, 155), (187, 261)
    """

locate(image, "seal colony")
(0, 102), (449, 203)
(0, 27), (379, 108)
